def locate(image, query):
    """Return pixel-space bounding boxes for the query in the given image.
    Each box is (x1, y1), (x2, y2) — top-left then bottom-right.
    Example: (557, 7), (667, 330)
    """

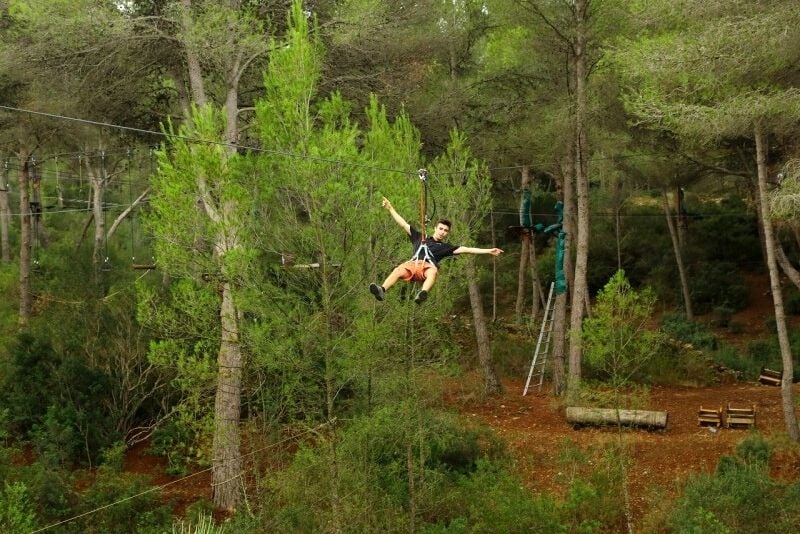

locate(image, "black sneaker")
(414, 290), (428, 304)
(369, 283), (385, 301)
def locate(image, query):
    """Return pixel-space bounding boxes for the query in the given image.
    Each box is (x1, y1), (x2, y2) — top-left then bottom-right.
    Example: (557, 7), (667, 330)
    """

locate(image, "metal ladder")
(523, 282), (555, 395)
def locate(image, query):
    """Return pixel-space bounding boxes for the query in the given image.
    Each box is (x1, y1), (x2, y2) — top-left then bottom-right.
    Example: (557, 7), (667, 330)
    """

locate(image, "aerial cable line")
(30, 419), (335, 533)
(0, 105), (415, 177)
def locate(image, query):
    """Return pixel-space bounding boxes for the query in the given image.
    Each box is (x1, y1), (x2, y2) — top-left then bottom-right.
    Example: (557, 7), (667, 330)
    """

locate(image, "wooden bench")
(725, 403), (756, 429)
(759, 367), (782, 386)
(698, 406), (723, 427)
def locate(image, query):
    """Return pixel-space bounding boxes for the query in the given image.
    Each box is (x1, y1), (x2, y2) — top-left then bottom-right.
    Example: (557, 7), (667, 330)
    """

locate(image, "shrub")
(667, 434), (800, 533)
(688, 261), (748, 314)
(258, 405), (508, 532)
(661, 313), (717, 350)
(0, 482), (38, 533)
(71, 466), (172, 533)
(423, 459), (565, 533)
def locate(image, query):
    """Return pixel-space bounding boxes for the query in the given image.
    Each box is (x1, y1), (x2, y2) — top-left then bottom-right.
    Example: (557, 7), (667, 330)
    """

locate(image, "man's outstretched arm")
(382, 197), (411, 235)
(453, 246), (504, 256)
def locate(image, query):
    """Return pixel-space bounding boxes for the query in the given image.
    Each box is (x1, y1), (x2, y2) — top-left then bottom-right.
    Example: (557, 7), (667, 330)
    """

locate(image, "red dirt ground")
(450, 377), (800, 529)
(121, 273), (800, 527)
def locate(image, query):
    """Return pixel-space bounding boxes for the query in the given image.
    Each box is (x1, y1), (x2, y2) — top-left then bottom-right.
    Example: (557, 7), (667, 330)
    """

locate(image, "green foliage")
(667, 434), (800, 533)
(688, 261), (748, 315)
(71, 467), (172, 534)
(0, 482), (37, 533)
(555, 440), (627, 532)
(172, 512), (224, 534)
(257, 405), (505, 532)
(0, 334), (120, 466)
(149, 408), (213, 475)
(661, 313), (717, 350)
(423, 459), (565, 533)
(583, 271), (665, 392)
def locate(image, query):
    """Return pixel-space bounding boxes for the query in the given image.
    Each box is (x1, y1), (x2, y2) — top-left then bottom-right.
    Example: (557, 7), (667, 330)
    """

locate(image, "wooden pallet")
(698, 406), (723, 427)
(725, 403), (756, 429)
(759, 367), (782, 386)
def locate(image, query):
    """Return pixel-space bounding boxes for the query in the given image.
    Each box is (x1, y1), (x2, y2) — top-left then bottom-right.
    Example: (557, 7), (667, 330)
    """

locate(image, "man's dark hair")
(436, 218), (452, 229)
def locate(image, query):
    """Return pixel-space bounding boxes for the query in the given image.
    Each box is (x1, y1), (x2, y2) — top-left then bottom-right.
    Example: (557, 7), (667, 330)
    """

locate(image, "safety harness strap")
(410, 241), (435, 265)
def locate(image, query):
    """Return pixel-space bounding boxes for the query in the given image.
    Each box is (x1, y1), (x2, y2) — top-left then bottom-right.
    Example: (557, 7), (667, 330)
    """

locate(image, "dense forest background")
(1, 0), (800, 532)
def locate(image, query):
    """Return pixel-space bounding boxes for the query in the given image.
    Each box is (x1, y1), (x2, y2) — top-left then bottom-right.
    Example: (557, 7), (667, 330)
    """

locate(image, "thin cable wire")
(0, 105), (414, 176)
(31, 419), (334, 533)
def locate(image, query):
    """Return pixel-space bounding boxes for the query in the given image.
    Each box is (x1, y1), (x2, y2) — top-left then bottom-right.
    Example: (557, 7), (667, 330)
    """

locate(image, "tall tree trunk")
(516, 167), (531, 322)
(0, 176), (10, 262)
(18, 153), (32, 326)
(212, 279), (244, 509)
(754, 125), (799, 442)
(490, 209), (497, 322)
(568, 0), (590, 393)
(465, 258), (502, 395)
(179, 0), (246, 508)
(614, 177), (622, 271)
(551, 158), (573, 396)
(528, 232), (544, 323)
(662, 189), (693, 319)
(675, 186), (687, 247)
(181, 0), (208, 108)
(87, 154), (107, 268)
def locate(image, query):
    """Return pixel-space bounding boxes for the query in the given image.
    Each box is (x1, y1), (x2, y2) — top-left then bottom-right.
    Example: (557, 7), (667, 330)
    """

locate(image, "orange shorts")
(393, 260), (437, 283)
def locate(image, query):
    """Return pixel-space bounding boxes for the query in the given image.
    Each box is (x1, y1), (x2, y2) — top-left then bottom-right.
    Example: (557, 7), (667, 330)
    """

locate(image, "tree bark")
(566, 407), (668, 429)
(551, 158), (573, 396)
(465, 258), (502, 395)
(86, 154), (107, 268)
(568, 0), (590, 393)
(675, 186), (687, 247)
(516, 167), (531, 322)
(212, 279), (244, 509)
(106, 188), (150, 242)
(0, 175), (10, 262)
(18, 152), (32, 327)
(776, 239), (800, 291)
(528, 231), (544, 323)
(754, 125), (799, 442)
(662, 189), (693, 319)
(177, 0), (247, 509)
(181, 0), (208, 108)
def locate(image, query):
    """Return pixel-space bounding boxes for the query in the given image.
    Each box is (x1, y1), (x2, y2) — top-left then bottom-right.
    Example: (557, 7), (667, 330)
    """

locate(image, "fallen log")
(566, 407), (668, 429)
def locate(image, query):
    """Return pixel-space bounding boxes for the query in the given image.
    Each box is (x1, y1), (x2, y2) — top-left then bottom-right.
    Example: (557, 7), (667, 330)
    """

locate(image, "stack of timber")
(566, 407), (668, 430)
(759, 367), (782, 386)
(698, 406), (723, 427)
(725, 403), (756, 429)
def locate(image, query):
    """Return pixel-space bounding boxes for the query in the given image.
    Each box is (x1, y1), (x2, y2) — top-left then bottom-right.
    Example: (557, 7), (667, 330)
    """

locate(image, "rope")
(0, 105), (414, 177)
(31, 420), (334, 533)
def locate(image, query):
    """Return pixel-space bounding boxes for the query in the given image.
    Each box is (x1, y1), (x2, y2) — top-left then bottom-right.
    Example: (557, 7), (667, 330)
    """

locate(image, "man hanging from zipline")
(369, 196), (503, 304)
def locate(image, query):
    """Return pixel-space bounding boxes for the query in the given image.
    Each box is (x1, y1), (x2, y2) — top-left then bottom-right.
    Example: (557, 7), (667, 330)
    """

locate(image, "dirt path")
(451, 378), (800, 527)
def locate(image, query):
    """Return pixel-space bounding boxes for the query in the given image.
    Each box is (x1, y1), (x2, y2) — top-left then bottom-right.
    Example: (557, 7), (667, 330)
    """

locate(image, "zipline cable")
(0, 105), (415, 177)
(31, 419), (334, 533)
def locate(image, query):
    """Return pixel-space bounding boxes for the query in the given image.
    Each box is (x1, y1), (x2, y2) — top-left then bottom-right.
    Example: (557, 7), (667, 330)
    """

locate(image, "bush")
(0, 334), (121, 467)
(0, 482), (38, 533)
(423, 459), (565, 533)
(71, 466), (172, 534)
(257, 405), (511, 532)
(667, 434), (800, 533)
(661, 313), (717, 350)
(640, 339), (718, 386)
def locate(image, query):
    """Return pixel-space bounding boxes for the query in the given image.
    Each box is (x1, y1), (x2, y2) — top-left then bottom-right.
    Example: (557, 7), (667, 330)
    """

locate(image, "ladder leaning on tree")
(523, 282), (556, 395)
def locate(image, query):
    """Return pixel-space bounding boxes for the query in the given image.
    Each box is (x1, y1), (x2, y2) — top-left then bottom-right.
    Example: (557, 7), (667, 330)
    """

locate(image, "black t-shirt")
(409, 226), (459, 267)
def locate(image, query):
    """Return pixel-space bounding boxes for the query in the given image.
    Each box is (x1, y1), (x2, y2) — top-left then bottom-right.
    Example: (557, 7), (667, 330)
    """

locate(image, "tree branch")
(106, 188), (150, 242)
